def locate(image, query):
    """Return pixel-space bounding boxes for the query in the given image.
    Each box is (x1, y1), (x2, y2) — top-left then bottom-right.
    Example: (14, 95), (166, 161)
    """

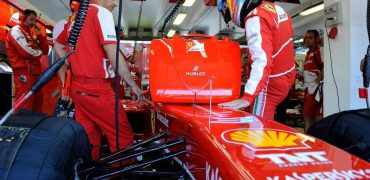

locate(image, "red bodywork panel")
(149, 34), (241, 103)
(148, 104), (370, 179)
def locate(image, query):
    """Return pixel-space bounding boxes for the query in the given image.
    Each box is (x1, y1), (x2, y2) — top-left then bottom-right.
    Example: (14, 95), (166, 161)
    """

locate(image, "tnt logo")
(256, 151), (332, 168)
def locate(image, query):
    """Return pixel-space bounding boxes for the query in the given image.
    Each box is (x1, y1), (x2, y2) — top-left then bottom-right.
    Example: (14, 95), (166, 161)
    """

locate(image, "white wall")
(294, 19), (325, 37)
(323, 0), (368, 116)
(349, 0), (368, 109)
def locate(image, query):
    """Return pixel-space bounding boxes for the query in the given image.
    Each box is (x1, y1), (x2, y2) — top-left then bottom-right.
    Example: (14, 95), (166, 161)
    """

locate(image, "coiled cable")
(67, 0), (90, 48)
(160, 0), (184, 37)
(131, 0), (143, 63)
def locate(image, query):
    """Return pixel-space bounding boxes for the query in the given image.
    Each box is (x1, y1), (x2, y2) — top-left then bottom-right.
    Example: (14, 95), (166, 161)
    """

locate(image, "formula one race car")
(1, 33), (369, 179)
(80, 34), (370, 179)
(123, 34), (370, 179)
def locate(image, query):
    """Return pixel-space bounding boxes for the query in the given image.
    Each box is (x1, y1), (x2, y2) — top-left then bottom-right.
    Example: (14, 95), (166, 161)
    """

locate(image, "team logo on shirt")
(263, 4), (276, 13)
(107, 35), (116, 39)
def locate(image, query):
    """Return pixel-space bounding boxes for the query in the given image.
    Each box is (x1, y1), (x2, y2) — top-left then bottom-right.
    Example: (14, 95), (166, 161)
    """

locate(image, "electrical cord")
(131, 1), (143, 64)
(325, 19), (341, 112)
(152, 4), (175, 30)
(160, 0), (184, 37)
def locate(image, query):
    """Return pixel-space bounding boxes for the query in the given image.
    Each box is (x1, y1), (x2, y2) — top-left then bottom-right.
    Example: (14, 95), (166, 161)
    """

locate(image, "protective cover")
(307, 109), (370, 162)
(0, 113), (91, 179)
(149, 34), (241, 103)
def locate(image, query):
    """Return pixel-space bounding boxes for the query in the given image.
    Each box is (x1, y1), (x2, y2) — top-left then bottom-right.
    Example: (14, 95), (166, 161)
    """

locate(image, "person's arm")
(104, 44), (143, 101)
(243, 16), (274, 102)
(316, 68), (324, 83)
(315, 48), (324, 83)
(54, 25), (69, 86)
(53, 41), (72, 105)
(35, 25), (49, 55)
(7, 26), (43, 59)
(219, 15), (274, 109)
(92, 7), (144, 101)
(54, 41), (67, 85)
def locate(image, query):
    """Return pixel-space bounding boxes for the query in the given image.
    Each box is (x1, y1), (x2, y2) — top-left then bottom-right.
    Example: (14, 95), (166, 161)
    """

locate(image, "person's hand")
(218, 98), (251, 110)
(131, 86), (142, 102)
(61, 89), (73, 108)
(34, 25), (42, 35)
(131, 86), (151, 104)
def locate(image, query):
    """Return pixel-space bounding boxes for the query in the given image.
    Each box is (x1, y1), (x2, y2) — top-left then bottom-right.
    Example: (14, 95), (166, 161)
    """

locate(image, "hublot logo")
(186, 66), (206, 76)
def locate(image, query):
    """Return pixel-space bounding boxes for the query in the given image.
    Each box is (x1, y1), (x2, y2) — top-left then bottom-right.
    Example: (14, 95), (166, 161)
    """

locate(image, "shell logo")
(221, 129), (311, 151)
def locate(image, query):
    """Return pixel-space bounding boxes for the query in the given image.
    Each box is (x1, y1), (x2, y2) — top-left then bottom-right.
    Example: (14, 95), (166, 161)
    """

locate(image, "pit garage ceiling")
(23, 0), (319, 40)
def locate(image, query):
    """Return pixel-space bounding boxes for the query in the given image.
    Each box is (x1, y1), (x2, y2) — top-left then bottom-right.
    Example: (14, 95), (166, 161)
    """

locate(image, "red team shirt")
(57, 3), (117, 79)
(304, 47), (323, 76)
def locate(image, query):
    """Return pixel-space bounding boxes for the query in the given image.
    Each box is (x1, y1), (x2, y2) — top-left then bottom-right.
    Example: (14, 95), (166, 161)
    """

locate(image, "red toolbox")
(149, 34), (241, 103)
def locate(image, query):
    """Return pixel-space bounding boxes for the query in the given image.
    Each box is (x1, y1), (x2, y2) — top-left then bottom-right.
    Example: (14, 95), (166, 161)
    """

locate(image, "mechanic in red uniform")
(6, 9), (49, 112)
(218, 0), (296, 120)
(54, 0), (144, 160)
(303, 30), (323, 131)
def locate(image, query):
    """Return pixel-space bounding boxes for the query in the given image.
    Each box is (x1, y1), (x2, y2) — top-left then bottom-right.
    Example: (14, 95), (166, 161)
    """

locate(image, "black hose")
(160, 0), (184, 37)
(30, 50), (74, 93)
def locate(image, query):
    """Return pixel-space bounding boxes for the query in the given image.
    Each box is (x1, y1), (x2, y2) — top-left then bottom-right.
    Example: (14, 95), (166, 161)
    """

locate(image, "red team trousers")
(71, 78), (134, 160)
(13, 69), (43, 112)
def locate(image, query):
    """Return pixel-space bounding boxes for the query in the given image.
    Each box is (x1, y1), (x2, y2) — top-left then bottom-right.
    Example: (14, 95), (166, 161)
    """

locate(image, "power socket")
(324, 2), (342, 27)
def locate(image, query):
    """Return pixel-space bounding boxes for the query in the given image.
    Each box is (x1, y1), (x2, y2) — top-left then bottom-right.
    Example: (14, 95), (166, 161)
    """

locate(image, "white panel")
(323, 0), (368, 116)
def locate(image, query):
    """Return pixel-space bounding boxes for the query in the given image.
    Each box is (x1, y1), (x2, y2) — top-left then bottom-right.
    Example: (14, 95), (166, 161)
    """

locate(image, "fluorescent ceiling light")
(167, 29), (176, 37)
(294, 38), (304, 43)
(173, 13), (187, 25)
(299, 4), (324, 16)
(183, 0), (196, 7)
